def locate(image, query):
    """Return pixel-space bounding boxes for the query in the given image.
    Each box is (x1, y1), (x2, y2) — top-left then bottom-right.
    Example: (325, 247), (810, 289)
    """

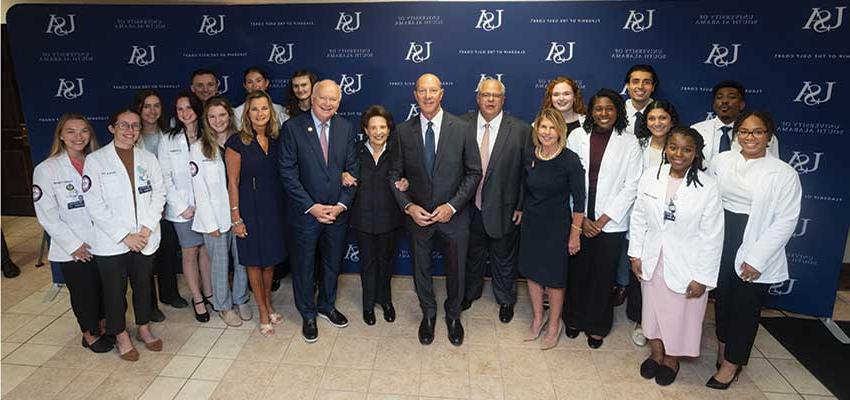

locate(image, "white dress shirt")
(419, 108), (444, 148)
(692, 116), (780, 165)
(625, 98), (652, 136)
(476, 111), (502, 157)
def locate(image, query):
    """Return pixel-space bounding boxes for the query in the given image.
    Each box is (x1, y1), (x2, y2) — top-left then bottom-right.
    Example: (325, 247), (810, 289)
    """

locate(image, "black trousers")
(98, 252), (154, 334)
(626, 260), (643, 323)
(58, 259), (104, 334)
(290, 221), (346, 319)
(409, 220), (469, 320)
(151, 220), (181, 307)
(464, 206), (519, 306)
(357, 229), (397, 309)
(714, 210), (769, 365)
(564, 231), (626, 337)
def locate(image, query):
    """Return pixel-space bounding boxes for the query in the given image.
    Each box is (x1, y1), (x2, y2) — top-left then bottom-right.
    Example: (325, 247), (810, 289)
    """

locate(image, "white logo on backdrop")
(335, 12), (362, 33)
(793, 81), (836, 106)
(788, 151), (824, 174)
(791, 218), (812, 238)
(45, 14), (76, 36)
(768, 279), (798, 296)
(340, 74), (363, 95)
(406, 103), (421, 121)
(475, 9), (504, 31)
(623, 9), (655, 32)
(218, 75), (230, 95)
(475, 74), (504, 92)
(405, 42), (432, 63)
(704, 43), (741, 67)
(802, 6), (846, 33)
(344, 244), (360, 262)
(267, 43), (295, 64)
(198, 15), (225, 36)
(127, 45), (156, 67)
(56, 78), (84, 100)
(545, 42), (575, 64)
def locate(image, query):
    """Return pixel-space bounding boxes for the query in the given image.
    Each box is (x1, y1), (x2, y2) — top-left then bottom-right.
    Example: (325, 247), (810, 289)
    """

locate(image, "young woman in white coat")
(191, 96), (251, 327)
(159, 92), (213, 323)
(33, 114), (113, 353)
(563, 88), (642, 349)
(629, 126), (724, 386)
(707, 111), (801, 390)
(83, 109), (166, 361)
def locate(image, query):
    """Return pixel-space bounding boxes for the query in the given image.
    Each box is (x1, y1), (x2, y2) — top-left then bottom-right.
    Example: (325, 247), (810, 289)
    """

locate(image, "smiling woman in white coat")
(33, 114), (115, 353)
(563, 89), (642, 349)
(706, 110), (801, 390)
(629, 126), (724, 387)
(83, 109), (166, 361)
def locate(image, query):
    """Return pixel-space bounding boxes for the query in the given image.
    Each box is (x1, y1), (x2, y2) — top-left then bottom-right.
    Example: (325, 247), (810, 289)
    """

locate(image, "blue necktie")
(719, 126), (732, 153)
(424, 121), (436, 177)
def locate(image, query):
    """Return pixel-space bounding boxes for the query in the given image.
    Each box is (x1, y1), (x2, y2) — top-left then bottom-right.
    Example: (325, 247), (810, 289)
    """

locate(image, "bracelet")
(232, 219), (243, 226)
(231, 206), (239, 211)
(570, 224), (582, 232)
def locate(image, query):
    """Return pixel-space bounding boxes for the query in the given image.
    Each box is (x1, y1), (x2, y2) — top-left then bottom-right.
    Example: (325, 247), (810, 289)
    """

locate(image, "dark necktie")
(634, 111), (646, 136)
(719, 126), (732, 153)
(424, 121), (436, 177)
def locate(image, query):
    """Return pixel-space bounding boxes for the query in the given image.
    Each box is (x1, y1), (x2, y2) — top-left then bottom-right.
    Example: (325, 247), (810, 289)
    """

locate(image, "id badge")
(138, 181), (152, 194)
(67, 195), (85, 210)
(663, 210), (676, 222)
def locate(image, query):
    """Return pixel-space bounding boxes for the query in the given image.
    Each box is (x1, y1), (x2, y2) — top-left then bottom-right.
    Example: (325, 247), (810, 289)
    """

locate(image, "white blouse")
(715, 152), (763, 214)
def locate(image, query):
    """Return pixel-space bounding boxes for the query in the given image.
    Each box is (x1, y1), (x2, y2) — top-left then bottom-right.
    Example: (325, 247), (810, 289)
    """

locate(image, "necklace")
(536, 146), (561, 161)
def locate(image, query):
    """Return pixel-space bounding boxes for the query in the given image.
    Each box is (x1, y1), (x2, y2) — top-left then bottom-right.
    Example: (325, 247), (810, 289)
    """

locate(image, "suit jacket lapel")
(303, 116), (329, 176)
(433, 115), (450, 175)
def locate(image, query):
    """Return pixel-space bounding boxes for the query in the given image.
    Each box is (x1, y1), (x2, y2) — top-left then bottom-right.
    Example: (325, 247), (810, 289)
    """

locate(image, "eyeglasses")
(737, 129), (768, 138)
(478, 92), (504, 100)
(114, 121), (142, 131)
(415, 88), (441, 96)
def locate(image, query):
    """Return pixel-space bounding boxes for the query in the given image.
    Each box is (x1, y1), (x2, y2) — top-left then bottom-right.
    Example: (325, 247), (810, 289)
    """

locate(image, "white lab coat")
(692, 116), (780, 166)
(157, 131), (195, 222)
(566, 127), (642, 232)
(709, 151), (801, 284)
(32, 152), (95, 262)
(189, 142), (232, 234)
(628, 165), (724, 293)
(82, 142), (165, 256)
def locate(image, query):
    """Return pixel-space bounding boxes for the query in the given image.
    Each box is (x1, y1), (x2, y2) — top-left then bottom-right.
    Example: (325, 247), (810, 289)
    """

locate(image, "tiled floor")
(1, 215), (847, 400)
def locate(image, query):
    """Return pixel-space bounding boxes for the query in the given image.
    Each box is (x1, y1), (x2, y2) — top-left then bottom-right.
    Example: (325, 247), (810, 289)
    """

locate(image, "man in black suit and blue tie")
(279, 79), (359, 343)
(388, 73), (482, 346)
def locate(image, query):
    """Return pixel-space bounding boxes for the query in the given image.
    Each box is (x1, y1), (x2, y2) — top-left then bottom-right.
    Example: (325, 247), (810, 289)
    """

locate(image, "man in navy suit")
(279, 79), (359, 343)
(388, 73), (482, 346)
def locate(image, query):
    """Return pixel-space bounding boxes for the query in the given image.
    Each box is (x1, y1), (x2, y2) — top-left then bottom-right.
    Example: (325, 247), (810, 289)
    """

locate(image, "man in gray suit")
(460, 78), (531, 324)
(388, 73), (482, 346)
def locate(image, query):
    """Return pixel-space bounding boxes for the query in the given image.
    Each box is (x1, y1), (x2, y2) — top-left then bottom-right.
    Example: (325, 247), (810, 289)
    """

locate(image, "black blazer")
(388, 110), (482, 218)
(350, 139), (403, 234)
(461, 112), (532, 239)
(279, 112), (359, 227)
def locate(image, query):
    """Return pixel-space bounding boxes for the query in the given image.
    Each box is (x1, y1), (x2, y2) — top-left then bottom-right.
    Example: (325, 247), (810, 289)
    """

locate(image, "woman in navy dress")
(518, 108), (586, 350)
(225, 90), (287, 337)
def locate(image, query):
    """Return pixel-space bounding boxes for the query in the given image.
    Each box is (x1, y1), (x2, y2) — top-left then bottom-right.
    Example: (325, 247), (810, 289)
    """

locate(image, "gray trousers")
(205, 230), (249, 311)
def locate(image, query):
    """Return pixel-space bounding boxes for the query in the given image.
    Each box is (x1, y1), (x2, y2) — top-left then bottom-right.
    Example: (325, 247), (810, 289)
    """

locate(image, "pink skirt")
(641, 256), (708, 357)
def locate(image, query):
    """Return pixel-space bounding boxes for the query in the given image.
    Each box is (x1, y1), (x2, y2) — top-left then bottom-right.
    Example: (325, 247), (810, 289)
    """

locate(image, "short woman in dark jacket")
(345, 105), (404, 325)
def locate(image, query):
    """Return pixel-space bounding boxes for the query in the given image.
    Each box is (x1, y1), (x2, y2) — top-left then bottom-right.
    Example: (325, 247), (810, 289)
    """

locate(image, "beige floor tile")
(320, 366), (372, 392)
(221, 359), (276, 385)
(420, 372), (470, 399)
(260, 384), (316, 399)
(744, 358), (796, 393)
(543, 349), (599, 382)
(368, 369), (420, 396)
(465, 318), (497, 345)
(590, 350), (644, 384)
(421, 342), (469, 374)
(468, 344), (501, 376)
(207, 328), (251, 359)
(770, 359), (832, 396)
(236, 330), (290, 363)
(0, 364), (37, 396)
(155, 323), (200, 354)
(114, 352), (174, 376)
(271, 362), (324, 388)
(1, 366), (81, 400)
(316, 390), (368, 400)
(338, 313), (387, 338)
(89, 372), (156, 400)
(498, 345), (547, 379)
(52, 369), (111, 400)
(175, 378), (220, 400)
(721, 389), (770, 399)
(602, 382), (663, 399)
(381, 315), (421, 339)
(801, 395), (838, 399)
(501, 375), (554, 400)
(1, 341), (23, 358)
(4, 315), (56, 343)
(470, 374), (504, 400)
(3, 343), (63, 366)
(754, 326), (795, 359)
(210, 379), (268, 400)
(6, 290), (70, 316)
(283, 334), (337, 366)
(494, 319), (539, 348)
(762, 393), (804, 400)
(27, 315), (79, 346)
(328, 336), (379, 369)
(177, 327), (225, 356)
(161, 355), (204, 378)
(138, 376), (188, 400)
(366, 394), (418, 400)
(192, 357), (234, 381)
(831, 300), (850, 321)
(374, 337), (422, 372)
(552, 379), (608, 400)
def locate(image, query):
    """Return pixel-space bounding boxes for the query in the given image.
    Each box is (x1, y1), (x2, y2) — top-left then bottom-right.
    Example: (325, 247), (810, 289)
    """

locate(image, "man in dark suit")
(460, 78), (531, 324)
(388, 73), (482, 346)
(279, 79), (359, 343)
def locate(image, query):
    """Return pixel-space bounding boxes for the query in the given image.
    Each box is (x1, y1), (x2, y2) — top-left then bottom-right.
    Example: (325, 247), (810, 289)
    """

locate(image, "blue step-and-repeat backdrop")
(7, 2), (849, 318)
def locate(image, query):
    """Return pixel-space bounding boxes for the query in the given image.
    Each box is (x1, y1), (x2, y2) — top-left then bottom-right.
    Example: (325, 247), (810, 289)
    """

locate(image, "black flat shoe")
(446, 318), (464, 346)
(2, 261), (21, 278)
(499, 304), (514, 324)
(379, 303), (396, 322)
(363, 309), (376, 326)
(150, 308), (166, 322)
(82, 336), (114, 353)
(418, 316), (436, 345)
(640, 358), (661, 379)
(302, 318), (318, 343)
(318, 309), (349, 328)
(193, 299), (210, 323)
(587, 335), (603, 349)
(655, 363), (680, 386)
(706, 366), (742, 390)
(564, 326), (580, 339)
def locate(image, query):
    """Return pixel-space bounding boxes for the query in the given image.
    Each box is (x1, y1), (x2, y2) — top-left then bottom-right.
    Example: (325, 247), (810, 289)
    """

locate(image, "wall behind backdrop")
(6, 1), (849, 318)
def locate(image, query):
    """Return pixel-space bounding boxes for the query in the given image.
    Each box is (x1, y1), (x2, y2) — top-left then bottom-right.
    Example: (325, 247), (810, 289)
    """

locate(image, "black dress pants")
(151, 220), (181, 307)
(564, 231), (626, 337)
(714, 210), (769, 366)
(98, 252), (154, 334)
(409, 219), (469, 321)
(58, 259), (104, 334)
(357, 229), (397, 309)
(464, 206), (519, 306)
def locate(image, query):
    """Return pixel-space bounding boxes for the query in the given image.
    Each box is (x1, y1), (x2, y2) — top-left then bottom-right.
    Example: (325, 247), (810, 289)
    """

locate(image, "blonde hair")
(239, 90), (279, 145)
(48, 113), (100, 158)
(201, 96), (237, 159)
(532, 108), (568, 149)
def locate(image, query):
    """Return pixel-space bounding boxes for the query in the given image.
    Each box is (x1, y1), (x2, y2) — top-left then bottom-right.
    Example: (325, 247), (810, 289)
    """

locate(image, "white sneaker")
(237, 302), (253, 321)
(219, 309), (243, 327)
(632, 323), (647, 346)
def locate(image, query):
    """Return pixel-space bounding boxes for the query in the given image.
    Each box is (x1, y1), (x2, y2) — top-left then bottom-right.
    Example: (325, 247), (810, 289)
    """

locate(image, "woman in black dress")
(518, 107), (586, 350)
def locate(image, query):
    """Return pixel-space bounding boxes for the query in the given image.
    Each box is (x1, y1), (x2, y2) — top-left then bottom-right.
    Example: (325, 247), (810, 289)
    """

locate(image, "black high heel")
(203, 294), (216, 312)
(706, 365), (742, 390)
(193, 299), (210, 323)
